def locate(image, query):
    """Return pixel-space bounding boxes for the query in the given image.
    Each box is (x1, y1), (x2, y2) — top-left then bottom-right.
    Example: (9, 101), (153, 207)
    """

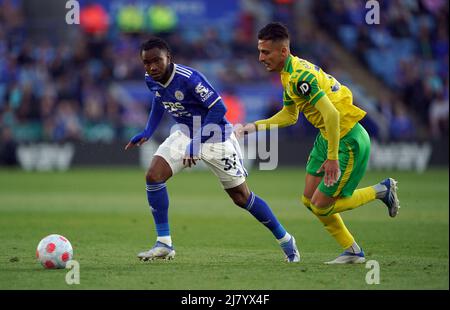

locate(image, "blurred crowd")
(0, 0), (290, 148)
(0, 0), (448, 157)
(315, 0), (449, 140)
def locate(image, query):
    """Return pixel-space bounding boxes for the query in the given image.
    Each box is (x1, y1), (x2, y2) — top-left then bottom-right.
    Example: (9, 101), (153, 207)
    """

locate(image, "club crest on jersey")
(298, 82), (311, 96)
(195, 82), (214, 102)
(175, 90), (184, 101)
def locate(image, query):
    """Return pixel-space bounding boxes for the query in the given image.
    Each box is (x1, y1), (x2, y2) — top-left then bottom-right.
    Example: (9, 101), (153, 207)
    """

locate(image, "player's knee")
(232, 194), (248, 208)
(309, 197), (322, 215)
(228, 190), (249, 208)
(226, 183), (251, 208)
(310, 196), (323, 208)
(301, 195), (313, 212)
(146, 169), (166, 183)
(309, 204), (321, 216)
(301, 195), (311, 207)
(309, 202), (333, 217)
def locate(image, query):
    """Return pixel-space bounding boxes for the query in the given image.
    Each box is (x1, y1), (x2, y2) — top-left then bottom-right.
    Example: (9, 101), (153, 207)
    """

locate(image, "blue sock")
(244, 192), (287, 239)
(146, 181), (170, 237)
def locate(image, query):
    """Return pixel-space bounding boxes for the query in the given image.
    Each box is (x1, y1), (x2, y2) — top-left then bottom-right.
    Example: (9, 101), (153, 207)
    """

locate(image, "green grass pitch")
(0, 167), (448, 289)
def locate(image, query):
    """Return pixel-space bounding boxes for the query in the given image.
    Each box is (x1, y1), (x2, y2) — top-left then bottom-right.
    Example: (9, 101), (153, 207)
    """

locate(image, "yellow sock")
(332, 186), (376, 213)
(301, 196), (354, 249)
(309, 187), (377, 216)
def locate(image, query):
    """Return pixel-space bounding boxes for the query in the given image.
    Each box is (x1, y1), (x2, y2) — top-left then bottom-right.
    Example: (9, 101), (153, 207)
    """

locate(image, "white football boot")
(324, 249), (366, 264)
(137, 241), (175, 261)
(379, 178), (400, 217)
(280, 236), (301, 262)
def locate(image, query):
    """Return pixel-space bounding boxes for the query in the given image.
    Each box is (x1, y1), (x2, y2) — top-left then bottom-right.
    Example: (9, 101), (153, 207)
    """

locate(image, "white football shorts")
(154, 130), (248, 189)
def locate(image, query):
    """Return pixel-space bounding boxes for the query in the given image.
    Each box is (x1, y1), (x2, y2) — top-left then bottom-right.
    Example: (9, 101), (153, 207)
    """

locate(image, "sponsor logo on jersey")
(298, 82), (311, 96)
(162, 101), (191, 117)
(195, 82), (214, 102)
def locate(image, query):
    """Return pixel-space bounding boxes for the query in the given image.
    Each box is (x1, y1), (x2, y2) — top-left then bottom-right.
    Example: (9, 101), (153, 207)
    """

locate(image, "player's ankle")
(157, 236), (172, 247)
(277, 232), (292, 245)
(345, 241), (361, 254)
(373, 183), (387, 199)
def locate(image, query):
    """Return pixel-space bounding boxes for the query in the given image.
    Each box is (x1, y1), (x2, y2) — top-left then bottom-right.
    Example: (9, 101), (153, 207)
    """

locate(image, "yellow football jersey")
(281, 54), (366, 139)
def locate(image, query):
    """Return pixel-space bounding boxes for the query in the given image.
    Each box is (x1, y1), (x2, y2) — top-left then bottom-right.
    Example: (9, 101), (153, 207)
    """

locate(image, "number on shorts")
(221, 154), (237, 171)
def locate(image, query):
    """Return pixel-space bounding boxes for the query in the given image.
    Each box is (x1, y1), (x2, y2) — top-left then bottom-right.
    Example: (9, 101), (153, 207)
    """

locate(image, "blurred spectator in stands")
(429, 90), (449, 139)
(378, 93), (394, 125)
(230, 28), (255, 57)
(264, 98), (282, 121)
(1, 0), (447, 146)
(39, 89), (57, 141)
(314, 0), (448, 139)
(390, 103), (416, 140)
(417, 18), (433, 59)
(273, 0), (296, 37)
(422, 0), (447, 14)
(387, 3), (412, 38)
(16, 83), (39, 123)
(355, 25), (374, 63)
(202, 28), (229, 60)
(53, 100), (82, 142)
(0, 127), (18, 166)
(241, 0), (272, 33)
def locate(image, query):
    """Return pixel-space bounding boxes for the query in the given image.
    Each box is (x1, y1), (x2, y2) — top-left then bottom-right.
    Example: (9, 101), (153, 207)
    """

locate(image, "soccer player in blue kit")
(125, 37), (300, 262)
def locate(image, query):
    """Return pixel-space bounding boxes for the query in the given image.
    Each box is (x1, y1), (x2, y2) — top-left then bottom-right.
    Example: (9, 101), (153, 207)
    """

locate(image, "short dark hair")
(258, 22), (290, 41)
(140, 37), (171, 55)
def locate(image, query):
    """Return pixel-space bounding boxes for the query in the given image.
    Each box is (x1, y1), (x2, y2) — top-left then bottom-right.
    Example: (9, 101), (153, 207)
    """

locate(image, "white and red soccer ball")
(36, 234), (73, 269)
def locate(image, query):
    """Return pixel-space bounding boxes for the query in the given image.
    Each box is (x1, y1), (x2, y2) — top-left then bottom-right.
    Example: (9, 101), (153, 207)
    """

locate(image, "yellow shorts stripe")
(333, 143), (354, 198)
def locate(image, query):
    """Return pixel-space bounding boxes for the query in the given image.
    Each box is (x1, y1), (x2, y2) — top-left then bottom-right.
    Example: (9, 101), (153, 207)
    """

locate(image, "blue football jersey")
(145, 63), (232, 142)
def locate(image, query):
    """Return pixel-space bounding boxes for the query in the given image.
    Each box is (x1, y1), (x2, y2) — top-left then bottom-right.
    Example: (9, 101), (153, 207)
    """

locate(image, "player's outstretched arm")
(234, 123), (256, 138)
(125, 136), (148, 150)
(235, 104), (299, 138)
(124, 99), (165, 150)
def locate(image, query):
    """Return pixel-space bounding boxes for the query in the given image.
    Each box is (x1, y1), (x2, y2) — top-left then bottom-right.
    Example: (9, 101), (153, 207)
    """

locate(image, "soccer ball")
(36, 234), (73, 269)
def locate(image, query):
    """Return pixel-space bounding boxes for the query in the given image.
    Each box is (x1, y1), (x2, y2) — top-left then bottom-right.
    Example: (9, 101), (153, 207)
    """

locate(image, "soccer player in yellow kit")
(236, 22), (400, 264)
